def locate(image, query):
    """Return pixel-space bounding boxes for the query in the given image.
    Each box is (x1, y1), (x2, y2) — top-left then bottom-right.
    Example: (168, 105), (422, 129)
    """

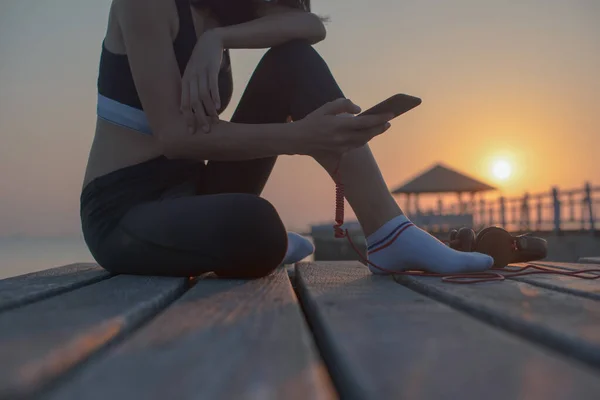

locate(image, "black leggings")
(81, 40), (345, 278)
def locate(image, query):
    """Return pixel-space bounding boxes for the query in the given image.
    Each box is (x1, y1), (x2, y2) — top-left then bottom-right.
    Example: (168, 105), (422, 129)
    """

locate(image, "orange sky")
(0, 0), (599, 236)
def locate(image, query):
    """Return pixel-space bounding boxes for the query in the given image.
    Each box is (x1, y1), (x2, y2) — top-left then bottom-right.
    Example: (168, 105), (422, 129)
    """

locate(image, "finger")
(183, 108), (196, 134)
(320, 98), (361, 116)
(181, 79), (196, 134)
(362, 122), (392, 140)
(195, 106), (211, 134)
(181, 76), (191, 113)
(191, 76), (210, 133)
(343, 122), (391, 148)
(189, 74), (200, 113)
(341, 124), (390, 153)
(195, 109), (211, 134)
(209, 70), (221, 112)
(344, 114), (394, 130)
(199, 75), (218, 124)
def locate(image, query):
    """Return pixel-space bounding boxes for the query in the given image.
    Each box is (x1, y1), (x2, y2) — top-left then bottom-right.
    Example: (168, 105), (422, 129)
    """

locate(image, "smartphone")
(357, 94), (422, 120)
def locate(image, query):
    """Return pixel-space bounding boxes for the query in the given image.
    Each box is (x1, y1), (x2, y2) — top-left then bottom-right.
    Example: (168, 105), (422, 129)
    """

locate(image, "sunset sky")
(1, 0), (599, 237)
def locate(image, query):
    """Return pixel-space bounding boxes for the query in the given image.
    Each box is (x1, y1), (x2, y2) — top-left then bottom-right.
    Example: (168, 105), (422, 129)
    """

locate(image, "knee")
(217, 195), (288, 279)
(262, 39), (325, 72)
(268, 39), (316, 57)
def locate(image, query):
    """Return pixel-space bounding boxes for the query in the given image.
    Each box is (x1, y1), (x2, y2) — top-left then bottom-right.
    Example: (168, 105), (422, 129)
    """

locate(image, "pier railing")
(414, 182), (599, 234)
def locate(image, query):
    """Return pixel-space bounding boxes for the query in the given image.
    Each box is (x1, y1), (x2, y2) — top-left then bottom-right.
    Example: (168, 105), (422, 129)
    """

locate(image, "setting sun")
(492, 160), (512, 180)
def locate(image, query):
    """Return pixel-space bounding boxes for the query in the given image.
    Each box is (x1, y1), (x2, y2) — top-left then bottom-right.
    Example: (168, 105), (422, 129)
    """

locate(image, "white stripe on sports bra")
(97, 94), (153, 135)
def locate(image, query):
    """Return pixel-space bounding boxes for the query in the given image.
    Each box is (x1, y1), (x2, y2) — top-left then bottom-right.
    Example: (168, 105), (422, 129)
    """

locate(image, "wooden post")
(457, 192), (463, 214)
(569, 192), (575, 222)
(414, 193), (420, 215)
(580, 194), (586, 231)
(552, 187), (561, 234)
(521, 193), (530, 231)
(585, 182), (595, 233)
(405, 194), (411, 216)
(479, 198), (486, 229)
(511, 200), (517, 231)
(437, 195), (443, 215)
(488, 205), (494, 226)
(536, 195), (542, 231)
(499, 196), (506, 229)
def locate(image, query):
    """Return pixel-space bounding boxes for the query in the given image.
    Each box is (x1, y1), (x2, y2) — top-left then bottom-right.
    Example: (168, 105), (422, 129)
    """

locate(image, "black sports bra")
(96, 0), (233, 134)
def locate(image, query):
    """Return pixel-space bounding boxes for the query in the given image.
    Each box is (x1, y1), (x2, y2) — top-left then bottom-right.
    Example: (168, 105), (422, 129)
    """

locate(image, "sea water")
(0, 236), (95, 279)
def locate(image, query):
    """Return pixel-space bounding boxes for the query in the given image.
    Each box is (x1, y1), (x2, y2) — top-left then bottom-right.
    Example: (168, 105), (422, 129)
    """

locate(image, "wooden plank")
(0, 275), (186, 400)
(44, 267), (335, 400)
(0, 263), (110, 313)
(297, 262), (600, 400)
(529, 261), (600, 271)
(394, 269), (600, 371)
(579, 257), (600, 264)
(501, 262), (600, 301)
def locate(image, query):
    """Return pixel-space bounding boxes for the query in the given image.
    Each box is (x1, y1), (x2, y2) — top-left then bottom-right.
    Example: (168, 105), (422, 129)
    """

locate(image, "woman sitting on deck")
(81, 0), (494, 278)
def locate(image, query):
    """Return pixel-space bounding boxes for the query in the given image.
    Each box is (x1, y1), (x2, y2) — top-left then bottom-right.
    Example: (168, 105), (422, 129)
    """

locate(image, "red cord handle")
(332, 165), (600, 284)
(333, 162), (346, 239)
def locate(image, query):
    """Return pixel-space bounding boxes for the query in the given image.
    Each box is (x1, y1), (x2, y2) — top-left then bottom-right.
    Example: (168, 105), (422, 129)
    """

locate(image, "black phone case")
(359, 94), (422, 119)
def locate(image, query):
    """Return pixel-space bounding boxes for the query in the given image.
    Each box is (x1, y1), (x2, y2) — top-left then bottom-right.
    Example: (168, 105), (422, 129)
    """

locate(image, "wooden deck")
(2, 261), (600, 399)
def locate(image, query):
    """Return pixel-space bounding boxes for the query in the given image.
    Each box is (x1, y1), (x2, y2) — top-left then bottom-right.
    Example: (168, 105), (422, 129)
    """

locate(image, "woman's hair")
(276, 0), (311, 11)
(191, 0), (312, 26)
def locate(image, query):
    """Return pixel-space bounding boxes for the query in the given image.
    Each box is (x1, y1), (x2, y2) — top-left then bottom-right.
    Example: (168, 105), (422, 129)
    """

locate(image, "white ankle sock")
(282, 232), (315, 264)
(366, 215), (494, 275)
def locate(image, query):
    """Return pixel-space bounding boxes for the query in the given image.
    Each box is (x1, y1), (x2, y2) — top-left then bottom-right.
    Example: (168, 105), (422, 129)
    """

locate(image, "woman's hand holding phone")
(294, 94), (421, 157)
(293, 98), (393, 157)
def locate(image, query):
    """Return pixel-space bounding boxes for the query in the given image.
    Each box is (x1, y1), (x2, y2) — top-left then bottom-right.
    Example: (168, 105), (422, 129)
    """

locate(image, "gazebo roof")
(391, 163), (496, 195)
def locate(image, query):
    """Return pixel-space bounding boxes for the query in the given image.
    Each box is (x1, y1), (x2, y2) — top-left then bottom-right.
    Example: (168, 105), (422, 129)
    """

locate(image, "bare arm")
(116, 0), (299, 161)
(180, 2), (326, 131)
(214, 3), (327, 49)
(116, 0), (389, 161)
